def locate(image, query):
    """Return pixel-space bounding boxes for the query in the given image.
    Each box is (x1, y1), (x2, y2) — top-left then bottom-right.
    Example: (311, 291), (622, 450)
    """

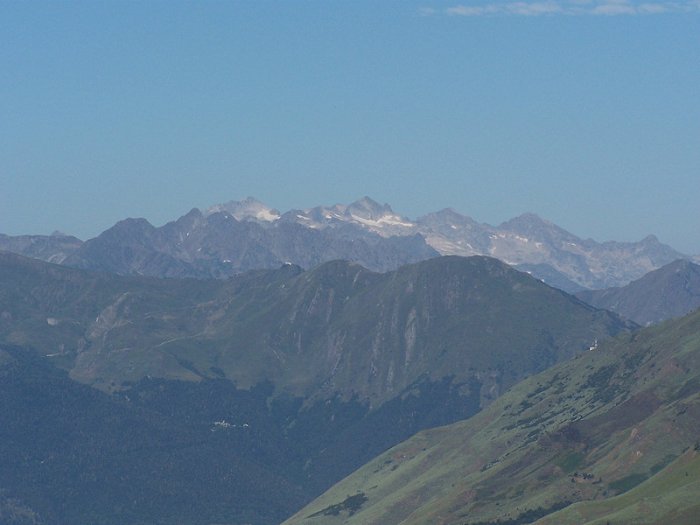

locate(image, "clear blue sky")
(2, 1), (699, 253)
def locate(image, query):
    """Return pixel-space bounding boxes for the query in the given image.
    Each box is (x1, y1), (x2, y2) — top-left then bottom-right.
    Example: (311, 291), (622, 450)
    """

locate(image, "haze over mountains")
(1, 197), (695, 292)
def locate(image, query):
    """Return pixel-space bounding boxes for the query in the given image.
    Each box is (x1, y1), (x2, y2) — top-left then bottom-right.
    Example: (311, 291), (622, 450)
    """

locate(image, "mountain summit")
(345, 196), (393, 220)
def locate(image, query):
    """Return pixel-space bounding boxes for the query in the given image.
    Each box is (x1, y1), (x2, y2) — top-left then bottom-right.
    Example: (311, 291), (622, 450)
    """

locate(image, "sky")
(1, 1), (699, 253)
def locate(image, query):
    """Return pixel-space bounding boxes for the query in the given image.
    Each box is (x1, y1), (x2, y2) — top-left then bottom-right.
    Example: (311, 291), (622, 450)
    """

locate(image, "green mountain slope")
(534, 449), (700, 525)
(0, 252), (628, 404)
(283, 308), (700, 525)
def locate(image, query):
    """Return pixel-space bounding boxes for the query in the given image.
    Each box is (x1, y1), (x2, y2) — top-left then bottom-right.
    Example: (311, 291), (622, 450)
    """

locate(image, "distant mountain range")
(1, 196), (696, 291)
(577, 259), (700, 326)
(0, 252), (630, 524)
(284, 304), (700, 525)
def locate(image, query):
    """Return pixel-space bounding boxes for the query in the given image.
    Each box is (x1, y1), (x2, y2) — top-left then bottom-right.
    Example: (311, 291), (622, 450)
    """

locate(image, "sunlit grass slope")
(535, 448), (700, 525)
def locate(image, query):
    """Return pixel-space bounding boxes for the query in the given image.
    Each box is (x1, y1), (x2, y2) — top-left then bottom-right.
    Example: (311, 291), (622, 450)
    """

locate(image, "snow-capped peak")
(205, 197), (280, 222)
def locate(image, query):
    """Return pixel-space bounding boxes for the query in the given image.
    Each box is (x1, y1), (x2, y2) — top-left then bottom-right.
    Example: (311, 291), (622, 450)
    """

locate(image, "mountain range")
(2, 197), (699, 525)
(1, 197), (695, 291)
(0, 252), (630, 524)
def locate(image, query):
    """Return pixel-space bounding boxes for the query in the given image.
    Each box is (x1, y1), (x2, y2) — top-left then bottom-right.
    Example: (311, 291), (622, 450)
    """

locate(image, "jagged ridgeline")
(1, 197), (692, 291)
(284, 307), (700, 525)
(0, 252), (630, 524)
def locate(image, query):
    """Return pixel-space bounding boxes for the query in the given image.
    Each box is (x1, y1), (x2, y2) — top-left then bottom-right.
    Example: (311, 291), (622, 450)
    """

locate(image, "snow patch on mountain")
(206, 197), (280, 222)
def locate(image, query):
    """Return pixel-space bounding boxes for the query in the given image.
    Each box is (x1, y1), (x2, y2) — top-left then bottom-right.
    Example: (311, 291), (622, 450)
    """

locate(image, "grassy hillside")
(0, 252), (628, 405)
(283, 308), (700, 525)
(534, 448), (700, 525)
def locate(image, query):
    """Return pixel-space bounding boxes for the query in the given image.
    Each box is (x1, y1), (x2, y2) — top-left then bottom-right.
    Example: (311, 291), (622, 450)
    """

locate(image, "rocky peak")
(499, 212), (555, 232)
(417, 208), (482, 229)
(102, 218), (155, 240)
(498, 212), (580, 245)
(345, 197), (394, 221)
